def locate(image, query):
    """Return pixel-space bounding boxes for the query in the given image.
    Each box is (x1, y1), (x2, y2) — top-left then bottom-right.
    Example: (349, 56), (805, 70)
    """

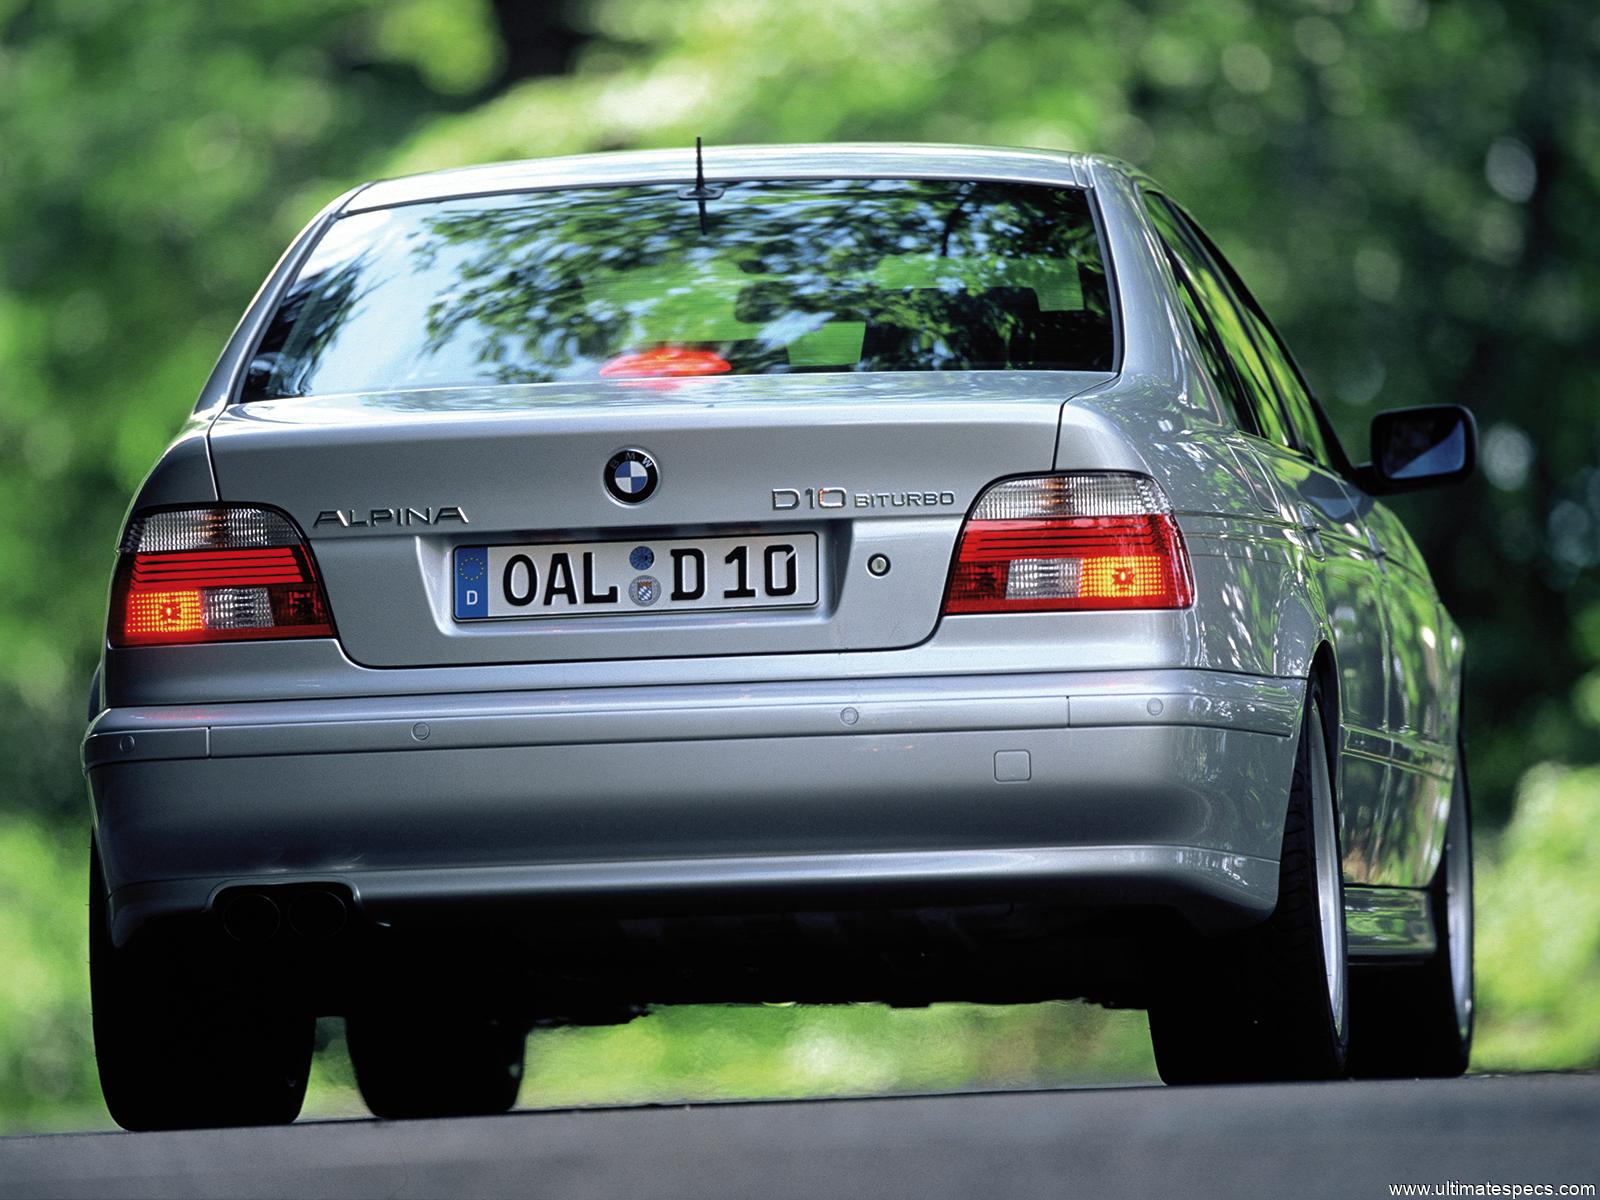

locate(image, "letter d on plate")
(454, 546), (489, 618)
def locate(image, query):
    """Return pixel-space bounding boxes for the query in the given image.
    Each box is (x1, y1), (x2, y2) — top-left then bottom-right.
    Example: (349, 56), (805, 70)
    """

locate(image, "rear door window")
(1171, 206), (1346, 471)
(1145, 195), (1296, 449)
(1144, 194), (1258, 436)
(243, 179), (1116, 400)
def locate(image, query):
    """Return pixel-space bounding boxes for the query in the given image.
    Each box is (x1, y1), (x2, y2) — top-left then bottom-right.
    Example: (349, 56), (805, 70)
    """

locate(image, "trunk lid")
(207, 372), (1111, 666)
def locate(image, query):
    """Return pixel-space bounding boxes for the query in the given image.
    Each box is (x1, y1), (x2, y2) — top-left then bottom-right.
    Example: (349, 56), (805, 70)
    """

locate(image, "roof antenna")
(677, 136), (723, 234)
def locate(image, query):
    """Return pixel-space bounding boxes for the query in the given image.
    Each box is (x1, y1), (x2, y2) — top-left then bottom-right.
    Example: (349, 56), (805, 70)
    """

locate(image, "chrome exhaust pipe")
(221, 891), (281, 943)
(287, 888), (348, 940)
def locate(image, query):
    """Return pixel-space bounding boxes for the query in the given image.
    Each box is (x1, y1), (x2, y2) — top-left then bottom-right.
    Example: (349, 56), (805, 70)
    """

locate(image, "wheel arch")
(1306, 641), (1348, 866)
(1308, 641), (1342, 771)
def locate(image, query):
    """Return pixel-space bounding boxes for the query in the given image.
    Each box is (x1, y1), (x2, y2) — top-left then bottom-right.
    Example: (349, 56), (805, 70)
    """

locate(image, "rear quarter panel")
(1082, 160), (1463, 888)
(1065, 165), (1327, 687)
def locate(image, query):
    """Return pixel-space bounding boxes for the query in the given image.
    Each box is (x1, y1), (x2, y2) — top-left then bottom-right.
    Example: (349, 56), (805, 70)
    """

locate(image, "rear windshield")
(242, 179), (1115, 399)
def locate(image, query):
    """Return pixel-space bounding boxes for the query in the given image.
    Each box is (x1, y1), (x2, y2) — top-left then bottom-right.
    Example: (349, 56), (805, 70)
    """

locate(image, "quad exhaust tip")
(288, 888), (349, 940)
(219, 886), (350, 943)
(221, 891), (281, 943)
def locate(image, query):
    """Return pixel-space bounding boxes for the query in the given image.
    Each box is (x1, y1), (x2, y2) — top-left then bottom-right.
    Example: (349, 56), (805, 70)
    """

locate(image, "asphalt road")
(3, 1075), (1597, 1200)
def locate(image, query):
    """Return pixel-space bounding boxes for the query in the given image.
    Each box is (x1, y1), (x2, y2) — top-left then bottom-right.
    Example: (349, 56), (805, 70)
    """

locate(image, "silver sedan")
(84, 144), (1477, 1128)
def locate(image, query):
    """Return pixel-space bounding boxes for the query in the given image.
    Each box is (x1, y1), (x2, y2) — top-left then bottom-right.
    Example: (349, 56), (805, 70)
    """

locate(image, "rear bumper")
(86, 668), (1302, 946)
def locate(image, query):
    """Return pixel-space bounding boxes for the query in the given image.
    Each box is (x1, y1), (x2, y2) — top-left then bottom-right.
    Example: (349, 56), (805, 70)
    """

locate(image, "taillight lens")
(110, 506), (334, 646)
(944, 474), (1194, 613)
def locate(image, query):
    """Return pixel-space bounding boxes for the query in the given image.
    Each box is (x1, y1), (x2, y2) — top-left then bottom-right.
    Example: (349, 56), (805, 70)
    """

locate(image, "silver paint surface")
(87, 144), (1464, 948)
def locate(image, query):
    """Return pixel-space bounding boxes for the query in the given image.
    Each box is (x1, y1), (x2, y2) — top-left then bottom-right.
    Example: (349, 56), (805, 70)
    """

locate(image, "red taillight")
(599, 347), (733, 379)
(944, 474), (1193, 614)
(110, 506), (334, 647)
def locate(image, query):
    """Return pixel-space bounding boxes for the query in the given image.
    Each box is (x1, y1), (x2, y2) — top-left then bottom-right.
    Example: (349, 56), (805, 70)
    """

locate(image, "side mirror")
(1363, 405), (1477, 494)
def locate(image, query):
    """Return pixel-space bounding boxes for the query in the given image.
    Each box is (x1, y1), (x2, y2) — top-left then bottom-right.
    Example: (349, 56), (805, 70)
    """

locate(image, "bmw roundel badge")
(605, 449), (659, 504)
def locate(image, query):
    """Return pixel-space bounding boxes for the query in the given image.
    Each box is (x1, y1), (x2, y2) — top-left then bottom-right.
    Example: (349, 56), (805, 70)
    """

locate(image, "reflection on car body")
(83, 144), (1477, 1130)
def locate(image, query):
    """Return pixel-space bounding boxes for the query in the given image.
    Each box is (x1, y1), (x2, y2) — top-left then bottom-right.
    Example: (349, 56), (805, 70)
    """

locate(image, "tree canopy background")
(2, 0), (1597, 1128)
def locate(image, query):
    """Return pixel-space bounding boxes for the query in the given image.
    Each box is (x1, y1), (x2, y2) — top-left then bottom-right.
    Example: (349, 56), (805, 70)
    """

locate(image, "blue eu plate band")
(454, 546), (489, 619)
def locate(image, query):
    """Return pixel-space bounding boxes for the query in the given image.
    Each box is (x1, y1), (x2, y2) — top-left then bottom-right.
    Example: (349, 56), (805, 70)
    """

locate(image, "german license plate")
(453, 534), (819, 620)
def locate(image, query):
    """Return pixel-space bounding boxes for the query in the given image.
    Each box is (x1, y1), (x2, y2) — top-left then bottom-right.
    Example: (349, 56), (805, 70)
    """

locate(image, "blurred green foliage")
(1, 0), (1597, 1130)
(1474, 765), (1600, 1069)
(0, 822), (97, 1131)
(304, 1004), (1158, 1121)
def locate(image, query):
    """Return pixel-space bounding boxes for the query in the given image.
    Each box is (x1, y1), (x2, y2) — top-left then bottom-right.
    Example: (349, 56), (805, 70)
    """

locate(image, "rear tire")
(348, 1007), (526, 1120)
(90, 843), (314, 1131)
(1148, 680), (1350, 1083)
(1347, 744), (1473, 1078)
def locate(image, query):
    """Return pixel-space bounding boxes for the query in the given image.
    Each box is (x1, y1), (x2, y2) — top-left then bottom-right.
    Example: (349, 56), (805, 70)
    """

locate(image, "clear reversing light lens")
(111, 505), (334, 646)
(944, 473), (1193, 614)
(119, 507), (306, 554)
(969, 474), (1173, 521)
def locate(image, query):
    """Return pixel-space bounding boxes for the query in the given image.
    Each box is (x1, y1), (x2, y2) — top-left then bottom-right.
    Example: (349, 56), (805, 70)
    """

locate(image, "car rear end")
(86, 148), (1299, 1020)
